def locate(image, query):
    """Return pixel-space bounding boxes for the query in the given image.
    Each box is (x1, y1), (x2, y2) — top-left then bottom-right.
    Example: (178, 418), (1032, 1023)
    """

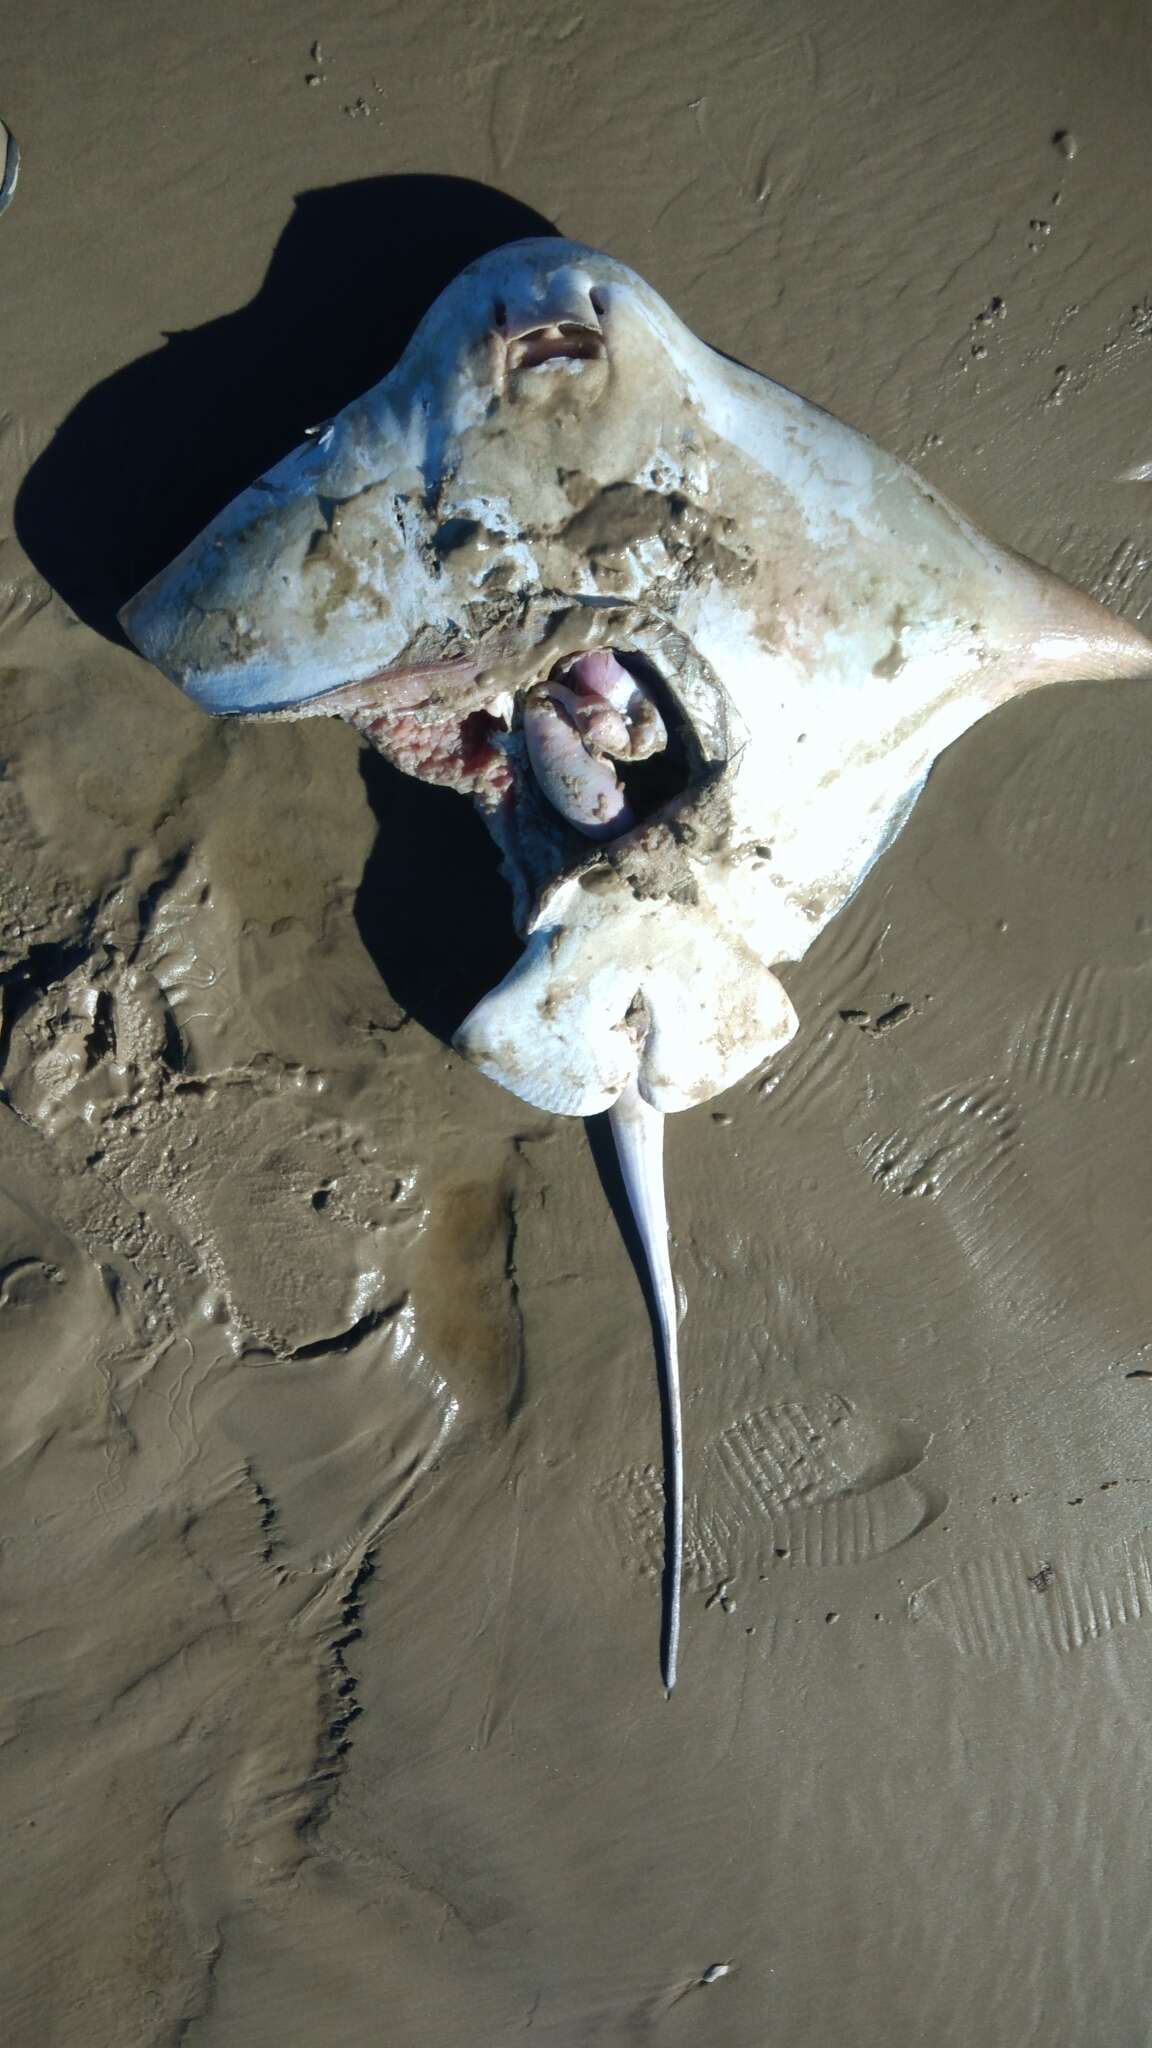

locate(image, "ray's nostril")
(492, 296), (507, 329)
(589, 287), (606, 316)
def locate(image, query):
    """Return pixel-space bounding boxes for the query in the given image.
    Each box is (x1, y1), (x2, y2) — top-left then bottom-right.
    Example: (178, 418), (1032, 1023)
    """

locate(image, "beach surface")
(3, 2), (1152, 2041)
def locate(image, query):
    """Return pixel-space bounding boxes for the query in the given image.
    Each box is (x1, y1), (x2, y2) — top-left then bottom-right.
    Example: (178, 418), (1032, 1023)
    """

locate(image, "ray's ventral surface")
(120, 237), (1152, 1688)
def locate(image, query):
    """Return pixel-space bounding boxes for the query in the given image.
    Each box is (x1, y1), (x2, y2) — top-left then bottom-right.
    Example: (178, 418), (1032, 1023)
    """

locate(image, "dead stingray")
(120, 237), (1152, 1689)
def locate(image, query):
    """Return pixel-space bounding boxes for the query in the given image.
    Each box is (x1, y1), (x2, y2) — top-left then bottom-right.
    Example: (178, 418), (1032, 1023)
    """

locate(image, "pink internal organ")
(523, 693), (633, 840)
(359, 704), (514, 806)
(557, 649), (667, 760)
(340, 648), (665, 828)
(522, 650), (668, 841)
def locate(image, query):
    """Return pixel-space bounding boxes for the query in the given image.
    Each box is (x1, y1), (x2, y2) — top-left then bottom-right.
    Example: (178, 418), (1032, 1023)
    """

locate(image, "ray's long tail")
(608, 1081), (682, 1693)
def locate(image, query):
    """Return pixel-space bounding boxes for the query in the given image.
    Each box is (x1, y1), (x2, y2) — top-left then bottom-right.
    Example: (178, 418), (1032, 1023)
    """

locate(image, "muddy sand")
(4, 2), (1152, 2042)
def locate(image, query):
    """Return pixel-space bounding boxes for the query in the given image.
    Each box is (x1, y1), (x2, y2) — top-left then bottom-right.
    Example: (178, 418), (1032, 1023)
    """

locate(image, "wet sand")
(4, 1), (1152, 2041)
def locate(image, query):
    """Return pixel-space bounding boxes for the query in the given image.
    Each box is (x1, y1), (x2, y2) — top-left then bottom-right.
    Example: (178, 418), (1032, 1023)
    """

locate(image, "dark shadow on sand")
(354, 750), (524, 1045)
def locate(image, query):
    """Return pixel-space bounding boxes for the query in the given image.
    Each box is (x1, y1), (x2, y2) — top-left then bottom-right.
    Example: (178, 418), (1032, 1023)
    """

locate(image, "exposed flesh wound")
(556, 650), (668, 760)
(522, 650), (668, 838)
(522, 692), (634, 839)
(339, 648), (666, 825)
(355, 704), (514, 806)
